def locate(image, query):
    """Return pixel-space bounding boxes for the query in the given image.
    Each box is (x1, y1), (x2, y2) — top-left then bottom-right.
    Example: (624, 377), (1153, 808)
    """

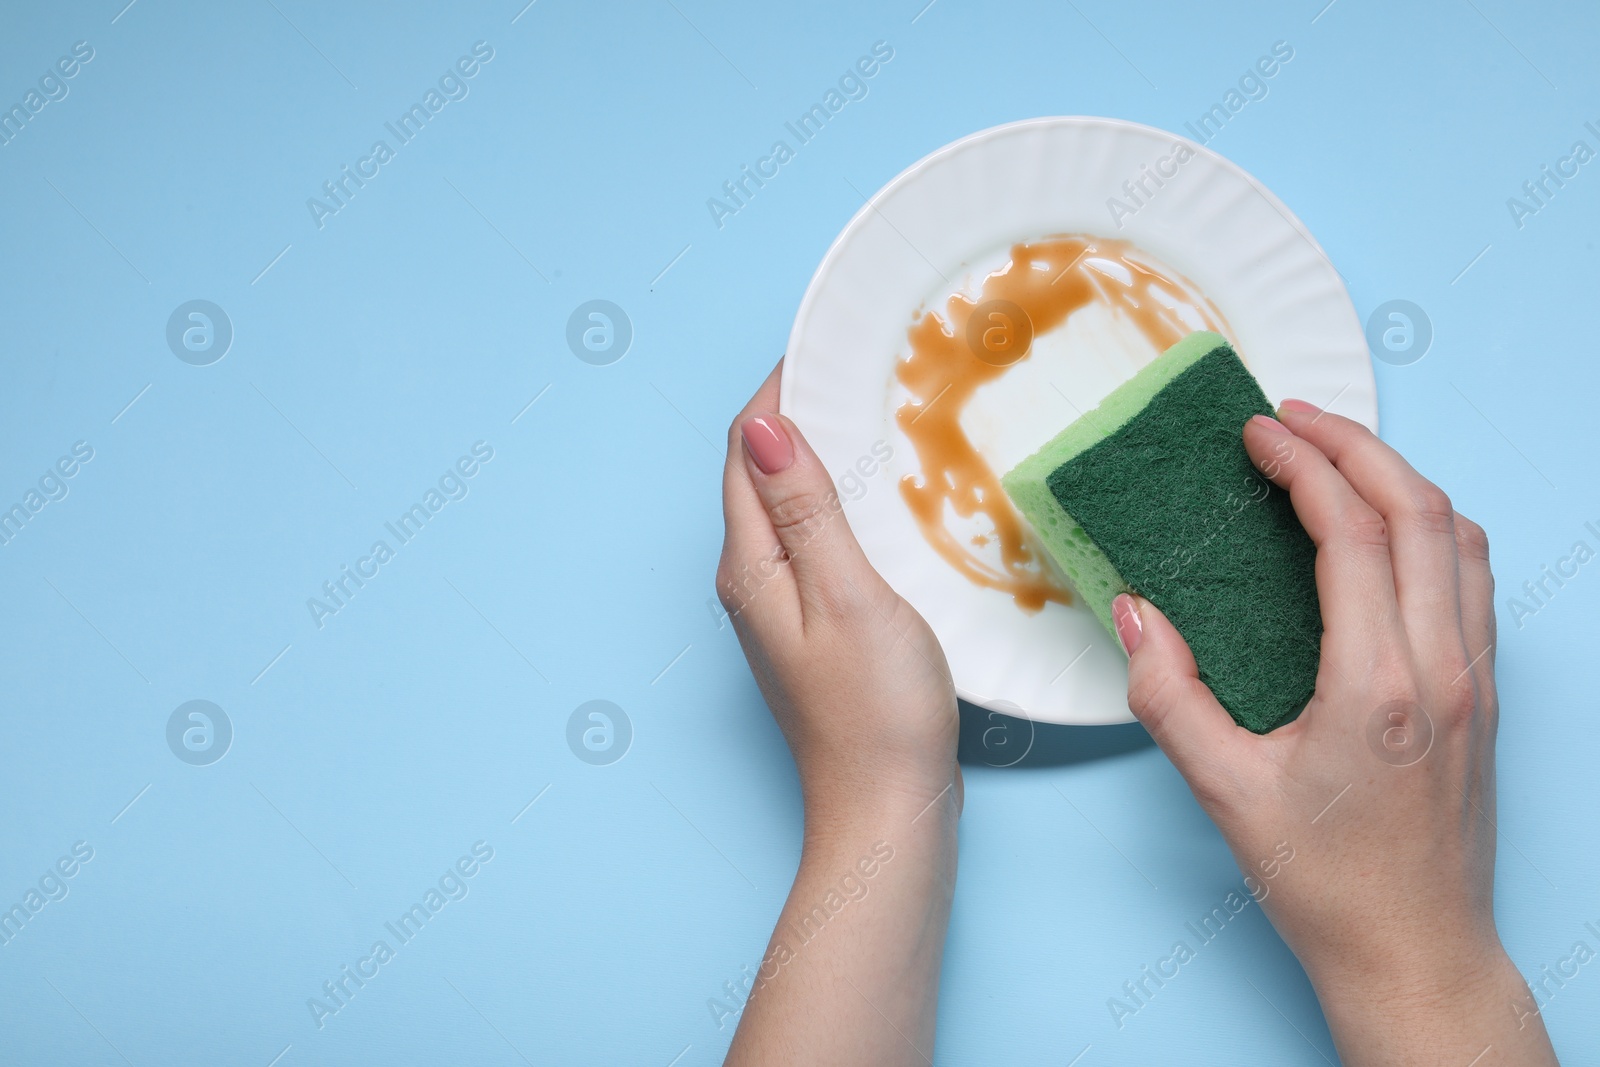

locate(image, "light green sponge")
(1001, 331), (1321, 734)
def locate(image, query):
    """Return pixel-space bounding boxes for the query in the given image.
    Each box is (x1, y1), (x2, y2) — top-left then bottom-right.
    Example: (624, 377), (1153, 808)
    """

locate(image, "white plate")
(781, 117), (1376, 726)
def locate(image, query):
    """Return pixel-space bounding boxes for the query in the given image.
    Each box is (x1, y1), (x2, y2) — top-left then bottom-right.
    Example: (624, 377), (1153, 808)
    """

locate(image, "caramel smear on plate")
(893, 236), (1230, 613)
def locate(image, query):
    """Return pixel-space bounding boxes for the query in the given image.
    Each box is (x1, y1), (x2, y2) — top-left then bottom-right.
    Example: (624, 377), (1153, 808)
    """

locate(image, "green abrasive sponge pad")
(1001, 331), (1320, 734)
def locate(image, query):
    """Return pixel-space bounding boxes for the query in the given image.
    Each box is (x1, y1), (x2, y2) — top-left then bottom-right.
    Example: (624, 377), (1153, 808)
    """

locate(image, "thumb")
(738, 412), (875, 607)
(1115, 594), (1246, 781)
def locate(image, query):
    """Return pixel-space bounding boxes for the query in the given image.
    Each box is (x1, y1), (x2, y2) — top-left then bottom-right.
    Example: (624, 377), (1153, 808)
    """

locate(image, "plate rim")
(782, 115), (1369, 425)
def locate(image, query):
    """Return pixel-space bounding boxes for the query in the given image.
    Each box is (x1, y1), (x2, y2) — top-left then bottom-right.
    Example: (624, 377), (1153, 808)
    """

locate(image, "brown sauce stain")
(893, 236), (1231, 613)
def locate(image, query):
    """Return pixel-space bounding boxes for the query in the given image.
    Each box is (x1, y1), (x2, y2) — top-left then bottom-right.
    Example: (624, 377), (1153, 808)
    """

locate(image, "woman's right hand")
(1114, 399), (1559, 1065)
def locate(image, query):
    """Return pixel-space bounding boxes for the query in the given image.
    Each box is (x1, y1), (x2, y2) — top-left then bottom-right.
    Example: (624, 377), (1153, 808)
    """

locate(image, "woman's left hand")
(719, 359), (961, 1067)
(716, 359), (961, 833)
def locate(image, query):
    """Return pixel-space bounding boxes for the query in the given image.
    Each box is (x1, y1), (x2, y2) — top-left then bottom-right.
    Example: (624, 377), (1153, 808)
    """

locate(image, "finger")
(738, 410), (877, 617)
(718, 362), (792, 619)
(1117, 594), (1251, 797)
(1241, 415), (1400, 647)
(1277, 400), (1466, 676)
(1452, 511), (1497, 710)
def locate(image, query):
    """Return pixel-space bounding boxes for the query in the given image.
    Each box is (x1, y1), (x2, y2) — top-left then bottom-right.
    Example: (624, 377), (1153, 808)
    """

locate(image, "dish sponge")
(1001, 331), (1320, 733)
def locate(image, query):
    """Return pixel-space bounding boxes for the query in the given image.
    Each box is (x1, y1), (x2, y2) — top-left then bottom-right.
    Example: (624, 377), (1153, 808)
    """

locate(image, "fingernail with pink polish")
(1250, 414), (1288, 433)
(741, 414), (793, 474)
(1279, 398), (1320, 416)
(1112, 594), (1143, 655)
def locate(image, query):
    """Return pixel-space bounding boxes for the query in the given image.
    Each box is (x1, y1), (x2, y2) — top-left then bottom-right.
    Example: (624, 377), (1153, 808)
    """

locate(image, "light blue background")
(2, 1), (1596, 1063)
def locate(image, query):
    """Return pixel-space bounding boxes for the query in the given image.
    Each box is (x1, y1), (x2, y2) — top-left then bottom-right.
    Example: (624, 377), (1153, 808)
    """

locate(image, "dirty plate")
(781, 116), (1375, 725)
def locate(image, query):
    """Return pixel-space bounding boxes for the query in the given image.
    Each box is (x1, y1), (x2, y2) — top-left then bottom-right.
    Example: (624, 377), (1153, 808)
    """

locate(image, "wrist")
(799, 767), (959, 847)
(1305, 922), (1508, 1006)
(797, 771), (959, 889)
(1308, 934), (1555, 1065)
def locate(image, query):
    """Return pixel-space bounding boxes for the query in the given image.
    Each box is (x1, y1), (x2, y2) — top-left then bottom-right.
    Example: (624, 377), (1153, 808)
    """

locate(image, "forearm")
(1311, 943), (1560, 1066)
(726, 788), (958, 1066)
